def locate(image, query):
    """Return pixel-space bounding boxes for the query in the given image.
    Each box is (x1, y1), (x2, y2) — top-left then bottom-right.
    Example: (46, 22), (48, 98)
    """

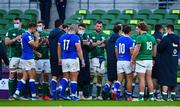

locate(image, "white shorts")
(62, 58), (80, 73)
(9, 57), (21, 69)
(117, 61), (132, 74)
(35, 59), (51, 73)
(20, 59), (36, 71)
(135, 60), (153, 73)
(90, 57), (105, 75)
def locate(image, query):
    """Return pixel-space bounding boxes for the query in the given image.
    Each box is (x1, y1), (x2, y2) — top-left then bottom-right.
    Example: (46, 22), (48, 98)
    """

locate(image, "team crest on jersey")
(173, 49), (178, 56)
(12, 33), (16, 36)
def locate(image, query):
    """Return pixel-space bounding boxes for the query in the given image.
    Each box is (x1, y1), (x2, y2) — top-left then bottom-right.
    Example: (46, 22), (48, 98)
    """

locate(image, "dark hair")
(166, 24), (174, 31)
(96, 20), (103, 24)
(28, 22), (36, 28)
(122, 25), (131, 34)
(154, 24), (163, 33)
(137, 22), (148, 31)
(55, 19), (63, 28)
(14, 17), (22, 22)
(78, 23), (86, 28)
(113, 24), (122, 33)
(37, 20), (45, 25)
(62, 24), (68, 29)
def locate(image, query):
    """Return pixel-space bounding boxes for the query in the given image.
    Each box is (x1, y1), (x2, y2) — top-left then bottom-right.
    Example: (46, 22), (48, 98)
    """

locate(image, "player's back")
(115, 35), (133, 61)
(136, 33), (156, 60)
(59, 33), (80, 59)
(21, 32), (34, 60)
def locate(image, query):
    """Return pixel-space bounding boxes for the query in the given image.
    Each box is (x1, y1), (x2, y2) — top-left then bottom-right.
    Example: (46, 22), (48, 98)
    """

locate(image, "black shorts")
(50, 60), (62, 77)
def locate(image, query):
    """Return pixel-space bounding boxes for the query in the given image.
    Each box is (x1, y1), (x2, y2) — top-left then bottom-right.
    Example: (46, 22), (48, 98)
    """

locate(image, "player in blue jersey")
(111, 25), (134, 101)
(57, 25), (85, 101)
(13, 23), (40, 100)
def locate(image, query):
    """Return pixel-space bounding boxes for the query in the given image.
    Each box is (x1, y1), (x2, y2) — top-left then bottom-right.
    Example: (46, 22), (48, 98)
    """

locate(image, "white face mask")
(78, 30), (85, 35)
(37, 27), (43, 32)
(14, 24), (20, 29)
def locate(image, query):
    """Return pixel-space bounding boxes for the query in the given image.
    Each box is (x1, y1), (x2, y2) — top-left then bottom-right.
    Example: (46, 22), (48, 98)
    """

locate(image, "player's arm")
(5, 33), (21, 45)
(115, 47), (118, 60)
(57, 43), (62, 65)
(131, 44), (141, 63)
(75, 42), (85, 67)
(29, 32), (40, 48)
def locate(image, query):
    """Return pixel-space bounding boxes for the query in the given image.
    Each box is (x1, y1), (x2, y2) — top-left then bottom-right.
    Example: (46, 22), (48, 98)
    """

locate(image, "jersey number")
(146, 42), (152, 50)
(63, 40), (70, 50)
(119, 43), (125, 54)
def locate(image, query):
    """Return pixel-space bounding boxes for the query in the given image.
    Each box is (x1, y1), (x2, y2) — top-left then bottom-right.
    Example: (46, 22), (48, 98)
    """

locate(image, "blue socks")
(59, 78), (68, 96)
(50, 79), (57, 100)
(103, 83), (110, 92)
(70, 81), (77, 96)
(29, 79), (36, 97)
(113, 81), (121, 91)
(15, 79), (26, 95)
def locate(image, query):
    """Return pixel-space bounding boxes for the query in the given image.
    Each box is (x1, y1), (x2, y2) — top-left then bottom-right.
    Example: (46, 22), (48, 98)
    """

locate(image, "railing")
(78, 0), (180, 10)
(0, 0), (39, 10)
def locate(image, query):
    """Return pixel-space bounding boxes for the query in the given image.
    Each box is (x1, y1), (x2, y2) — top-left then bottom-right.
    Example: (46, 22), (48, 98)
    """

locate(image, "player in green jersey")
(131, 22), (157, 101)
(5, 17), (26, 100)
(34, 21), (50, 100)
(89, 20), (107, 100)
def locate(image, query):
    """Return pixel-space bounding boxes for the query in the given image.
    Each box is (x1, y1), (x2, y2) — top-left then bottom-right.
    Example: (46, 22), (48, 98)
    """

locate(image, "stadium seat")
(101, 14), (115, 21)
(158, 19), (173, 25)
(145, 19), (157, 26)
(0, 9), (7, 18)
(76, 9), (90, 15)
(169, 9), (180, 15)
(149, 14), (163, 20)
(123, 9), (136, 15)
(64, 19), (77, 25)
(129, 25), (136, 31)
(88, 24), (95, 30)
(117, 15), (131, 21)
(127, 20), (139, 25)
(101, 19), (109, 25)
(103, 30), (111, 35)
(107, 9), (121, 17)
(70, 15), (84, 20)
(138, 9), (152, 16)
(5, 24), (13, 30)
(110, 19), (125, 25)
(8, 9), (23, 17)
(82, 19), (91, 25)
(92, 9), (106, 16)
(164, 14), (178, 20)
(0, 19), (8, 29)
(174, 25), (180, 31)
(20, 15), (34, 27)
(3, 15), (16, 23)
(24, 9), (39, 22)
(175, 20), (180, 24)
(105, 25), (114, 30)
(86, 14), (100, 21)
(134, 14), (147, 21)
(153, 9), (167, 16)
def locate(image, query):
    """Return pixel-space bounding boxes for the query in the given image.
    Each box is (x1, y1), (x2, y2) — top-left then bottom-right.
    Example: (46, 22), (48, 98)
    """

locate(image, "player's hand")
(16, 35), (22, 41)
(37, 52), (42, 58)
(81, 60), (85, 68)
(58, 59), (62, 65)
(96, 40), (102, 45)
(34, 32), (40, 40)
(83, 40), (90, 46)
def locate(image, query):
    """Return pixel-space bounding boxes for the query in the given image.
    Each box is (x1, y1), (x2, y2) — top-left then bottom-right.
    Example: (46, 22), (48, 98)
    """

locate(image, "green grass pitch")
(0, 100), (180, 106)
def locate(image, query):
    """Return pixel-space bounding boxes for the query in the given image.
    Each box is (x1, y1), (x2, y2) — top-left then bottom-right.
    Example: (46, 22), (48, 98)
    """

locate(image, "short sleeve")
(27, 35), (33, 43)
(129, 39), (134, 49)
(135, 36), (142, 45)
(152, 36), (157, 46)
(115, 39), (119, 48)
(58, 36), (62, 45)
(74, 36), (80, 44)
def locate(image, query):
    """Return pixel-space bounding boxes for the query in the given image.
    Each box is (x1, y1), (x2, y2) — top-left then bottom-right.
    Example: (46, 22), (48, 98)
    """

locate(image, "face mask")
(37, 27), (43, 32)
(14, 24), (19, 29)
(78, 30), (85, 35)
